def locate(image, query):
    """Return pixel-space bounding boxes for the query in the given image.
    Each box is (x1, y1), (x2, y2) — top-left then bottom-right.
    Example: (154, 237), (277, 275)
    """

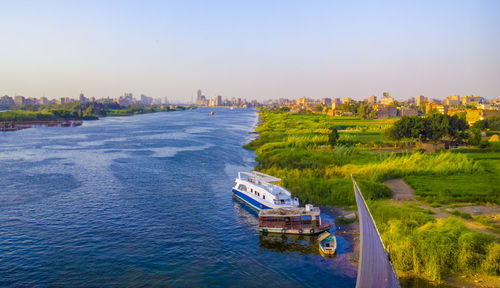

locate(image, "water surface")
(0, 108), (357, 287)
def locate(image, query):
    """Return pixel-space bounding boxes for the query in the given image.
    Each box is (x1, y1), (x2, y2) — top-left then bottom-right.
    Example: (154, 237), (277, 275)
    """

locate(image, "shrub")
(449, 210), (472, 219)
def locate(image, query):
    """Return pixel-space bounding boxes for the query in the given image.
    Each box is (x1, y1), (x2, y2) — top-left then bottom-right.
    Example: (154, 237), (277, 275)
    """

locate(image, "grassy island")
(0, 102), (192, 123)
(246, 109), (500, 283)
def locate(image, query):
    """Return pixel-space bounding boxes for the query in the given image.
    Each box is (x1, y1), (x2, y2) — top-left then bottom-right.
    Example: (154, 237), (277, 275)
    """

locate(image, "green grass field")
(246, 109), (500, 282)
(404, 150), (500, 204)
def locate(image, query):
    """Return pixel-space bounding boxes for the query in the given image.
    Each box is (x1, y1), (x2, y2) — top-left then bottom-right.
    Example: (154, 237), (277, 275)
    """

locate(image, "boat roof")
(259, 206), (321, 217)
(239, 171), (281, 183)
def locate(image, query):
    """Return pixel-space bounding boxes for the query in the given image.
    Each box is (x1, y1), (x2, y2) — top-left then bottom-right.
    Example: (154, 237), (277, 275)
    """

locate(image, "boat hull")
(319, 236), (337, 256)
(232, 189), (272, 210)
(259, 223), (332, 235)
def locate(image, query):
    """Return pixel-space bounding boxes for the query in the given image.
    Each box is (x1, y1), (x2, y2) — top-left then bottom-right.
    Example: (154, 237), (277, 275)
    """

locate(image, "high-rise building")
(79, 92), (89, 103)
(416, 95), (425, 106)
(40, 97), (48, 105)
(215, 95), (222, 106)
(368, 96), (377, 104)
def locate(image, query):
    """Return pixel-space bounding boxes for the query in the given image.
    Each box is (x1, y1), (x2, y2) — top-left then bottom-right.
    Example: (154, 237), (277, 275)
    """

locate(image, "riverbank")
(0, 120), (83, 131)
(245, 109), (500, 286)
(0, 104), (193, 132)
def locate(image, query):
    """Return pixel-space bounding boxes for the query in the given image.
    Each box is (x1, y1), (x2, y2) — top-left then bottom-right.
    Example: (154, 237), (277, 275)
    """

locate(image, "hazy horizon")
(1, 0), (499, 102)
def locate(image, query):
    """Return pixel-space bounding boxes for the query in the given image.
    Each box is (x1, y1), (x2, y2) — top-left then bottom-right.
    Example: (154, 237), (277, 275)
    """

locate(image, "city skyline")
(1, 0), (499, 102)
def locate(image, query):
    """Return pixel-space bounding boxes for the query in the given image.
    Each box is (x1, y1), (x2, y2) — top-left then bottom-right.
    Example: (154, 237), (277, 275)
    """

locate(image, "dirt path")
(384, 178), (416, 201)
(419, 204), (500, 241)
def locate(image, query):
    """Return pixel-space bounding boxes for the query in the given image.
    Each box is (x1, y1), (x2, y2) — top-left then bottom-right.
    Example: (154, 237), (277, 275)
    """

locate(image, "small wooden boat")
(318, 231), (337, 256)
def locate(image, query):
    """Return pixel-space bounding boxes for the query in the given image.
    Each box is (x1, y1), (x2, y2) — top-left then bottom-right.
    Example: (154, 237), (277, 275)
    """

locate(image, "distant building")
(321, 98), (332, 105)
(59, 97), (66, 104)
(426, 103), (448, 114)
(380, 92), (394, 105)
(140, 94), (153, 106)
(416, 95), (426, 106)
(215, 95), (222, 106)
(375, 105), (398, 119)
(445, 95), (460, 106)
(79, 92), (89, 103)
(196, 89), (206, 106)
(368, 96), (377, 104)
(400, 106), (418, 116)
(0, 95), (15, 107)
(343, 97), (350, 104)
(40, 97), (48, 105)
(428, 98), (441, 104)
(461, 95), (484, 105)
(118, 93), (135, 105)
(14, 96), (25, 106)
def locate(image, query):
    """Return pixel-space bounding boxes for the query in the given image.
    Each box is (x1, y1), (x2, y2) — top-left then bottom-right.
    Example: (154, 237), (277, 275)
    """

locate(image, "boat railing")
(260, 221), (318, 229)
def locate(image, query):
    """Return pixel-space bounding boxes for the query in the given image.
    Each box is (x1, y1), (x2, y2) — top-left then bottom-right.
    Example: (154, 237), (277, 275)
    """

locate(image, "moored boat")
(318, 231), (337, 256)
(258, 204), (332, 235)
(232, 171), (299, 210)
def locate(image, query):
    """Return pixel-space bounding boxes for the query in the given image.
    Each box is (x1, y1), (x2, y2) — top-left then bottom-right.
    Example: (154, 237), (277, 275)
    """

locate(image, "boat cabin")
(258, 204), (332, 235)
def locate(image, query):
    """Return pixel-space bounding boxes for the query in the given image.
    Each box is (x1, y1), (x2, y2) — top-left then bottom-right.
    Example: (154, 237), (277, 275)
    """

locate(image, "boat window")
(280, 199), (285, 204)
(263, 195), (265, 199)
(238, 184), (247, 191)
(250, 188), (253, 193)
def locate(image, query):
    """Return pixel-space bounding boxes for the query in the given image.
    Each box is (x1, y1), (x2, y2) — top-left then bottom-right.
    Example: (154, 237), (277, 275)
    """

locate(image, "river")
(0, 108), (357, 287)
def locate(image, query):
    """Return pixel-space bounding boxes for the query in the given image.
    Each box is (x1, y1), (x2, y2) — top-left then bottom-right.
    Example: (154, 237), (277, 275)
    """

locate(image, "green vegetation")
(449, 210), (473, 219)
(403, 148), (500, 204)
(246, 108), (500, 282)
(475, 216), (500, 230)
(374, 204), (498, 280)
(386, 114), (469, 144)
(328, 127), (340, 147)
(473, 116), (500, 131)
(0, 102), (190, 122)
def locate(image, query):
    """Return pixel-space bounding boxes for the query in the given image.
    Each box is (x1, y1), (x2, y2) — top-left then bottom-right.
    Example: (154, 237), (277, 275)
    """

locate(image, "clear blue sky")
(0, 0), (499, 102)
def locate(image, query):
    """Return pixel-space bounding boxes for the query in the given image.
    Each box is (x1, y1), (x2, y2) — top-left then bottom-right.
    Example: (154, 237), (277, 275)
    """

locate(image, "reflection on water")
(259, 233), (322, 256)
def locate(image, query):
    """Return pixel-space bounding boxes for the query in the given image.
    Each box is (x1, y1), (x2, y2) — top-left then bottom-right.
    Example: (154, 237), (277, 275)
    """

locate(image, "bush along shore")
(245, 108), (500, 284)
(0, 102), (194, 131)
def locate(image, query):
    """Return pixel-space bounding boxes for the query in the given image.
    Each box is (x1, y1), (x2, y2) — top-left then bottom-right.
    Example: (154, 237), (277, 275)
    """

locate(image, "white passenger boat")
(232, 171), (299, 210)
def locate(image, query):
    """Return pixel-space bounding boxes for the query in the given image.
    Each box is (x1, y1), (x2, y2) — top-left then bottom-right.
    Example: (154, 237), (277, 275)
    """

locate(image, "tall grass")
(325, 152), (482, 181)
(371, 202), (499, 280)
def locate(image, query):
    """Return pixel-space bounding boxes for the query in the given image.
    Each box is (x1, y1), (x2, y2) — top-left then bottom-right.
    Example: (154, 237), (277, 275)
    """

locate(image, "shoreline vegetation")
(0, 102), (194, 131)
(245, 108), (500, 286)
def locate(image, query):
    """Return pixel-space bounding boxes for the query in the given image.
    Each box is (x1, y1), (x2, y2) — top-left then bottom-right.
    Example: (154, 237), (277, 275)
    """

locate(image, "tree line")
(1, 102), (184, 122)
